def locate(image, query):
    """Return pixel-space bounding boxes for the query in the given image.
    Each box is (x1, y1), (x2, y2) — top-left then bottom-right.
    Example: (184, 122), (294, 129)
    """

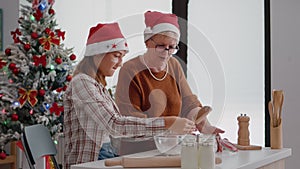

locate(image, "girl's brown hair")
(73, 55), (107, 86)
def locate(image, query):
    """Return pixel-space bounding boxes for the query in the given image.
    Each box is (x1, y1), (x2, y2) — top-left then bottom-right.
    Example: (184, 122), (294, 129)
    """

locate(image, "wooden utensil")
(195, 106), (212, 124)
(272, 91), (278, 126)
(105, 156), (222, 167)
(105, 156), (181, 168)
(279, 93), (284, 124)
(268, 101), (275, 127)
(270, 90), (284, 149)
(272, 90), (282, 126)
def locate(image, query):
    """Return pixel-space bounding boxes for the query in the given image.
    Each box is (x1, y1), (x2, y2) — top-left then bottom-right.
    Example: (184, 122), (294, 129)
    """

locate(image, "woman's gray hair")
(144, 31), (179, 43)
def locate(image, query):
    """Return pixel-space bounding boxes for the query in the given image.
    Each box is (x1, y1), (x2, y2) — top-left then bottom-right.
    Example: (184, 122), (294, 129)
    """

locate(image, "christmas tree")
(0, 0), (76, 158)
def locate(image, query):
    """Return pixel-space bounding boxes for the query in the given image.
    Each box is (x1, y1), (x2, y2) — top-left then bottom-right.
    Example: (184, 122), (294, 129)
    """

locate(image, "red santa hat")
(144, 11), (180, 42)
(84, 23), (129, 57)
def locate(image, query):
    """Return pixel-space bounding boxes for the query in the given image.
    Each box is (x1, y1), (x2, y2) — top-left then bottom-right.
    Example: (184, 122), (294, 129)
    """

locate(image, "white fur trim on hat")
(144, 23), (180, 42)
(84, 38), (128, 57)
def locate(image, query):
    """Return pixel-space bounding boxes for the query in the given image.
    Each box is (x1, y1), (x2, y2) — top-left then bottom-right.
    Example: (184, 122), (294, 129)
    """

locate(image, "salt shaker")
(181, 134), (198, 169)
(237, 114), (250, 146)
(198, 134), (215, 169)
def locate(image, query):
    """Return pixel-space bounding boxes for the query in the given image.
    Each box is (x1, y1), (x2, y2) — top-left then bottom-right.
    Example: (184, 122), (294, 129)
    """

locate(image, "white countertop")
(71, 147), (291, 169)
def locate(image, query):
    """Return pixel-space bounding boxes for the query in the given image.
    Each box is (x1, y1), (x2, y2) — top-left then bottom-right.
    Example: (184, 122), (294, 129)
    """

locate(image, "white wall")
(0, 0), (19, 49)
(52, 0), (172, 87)
(271, 0), (300, 168)
(188, 0), (265, 146)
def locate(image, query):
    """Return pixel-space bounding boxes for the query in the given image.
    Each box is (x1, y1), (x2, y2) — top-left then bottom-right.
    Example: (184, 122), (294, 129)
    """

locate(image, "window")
(188, 0), (265, 145)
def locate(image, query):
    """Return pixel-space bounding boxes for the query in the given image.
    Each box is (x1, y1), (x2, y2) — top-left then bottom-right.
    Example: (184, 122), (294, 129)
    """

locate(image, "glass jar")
(198, 134), (215, 169)
(181, 134), (198, 169)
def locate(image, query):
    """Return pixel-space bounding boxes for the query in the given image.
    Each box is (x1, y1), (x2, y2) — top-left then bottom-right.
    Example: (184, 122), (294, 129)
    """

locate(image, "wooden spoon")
(268, 101), (275, 127)
(278, 93), (284, 125)
(272, 90), (283, 126)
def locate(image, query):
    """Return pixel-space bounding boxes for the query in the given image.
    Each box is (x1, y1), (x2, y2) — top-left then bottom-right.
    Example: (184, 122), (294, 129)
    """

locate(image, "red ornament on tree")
(12, 68), (20, 75)
(63, 85), (68, 91)
(8, 63), (16, 70)
(0, 59), (6, 69)
(55, 58), (62, 64)
(24, 44), (31, 51)
(11, 114), (19, 121)
(39, 89), (46, 96)
(69, 54), (76, 61)
(56, 88), (63, 92)
(49, 8), (55, 15)
(0, 151), (7, 160)
(66, 75), (72, 82)
(5, 48), (11, 56)
(31, 32), (39, 39)
(44, 28), (51, 35)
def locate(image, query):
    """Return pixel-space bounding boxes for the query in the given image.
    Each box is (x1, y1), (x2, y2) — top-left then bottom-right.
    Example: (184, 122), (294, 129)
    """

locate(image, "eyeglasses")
(149, 38), (179, 55)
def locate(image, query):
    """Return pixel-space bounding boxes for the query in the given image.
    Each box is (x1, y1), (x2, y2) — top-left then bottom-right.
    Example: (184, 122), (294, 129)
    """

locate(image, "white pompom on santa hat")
(144, 11), (180, 42)
(84, 22), (129, 57)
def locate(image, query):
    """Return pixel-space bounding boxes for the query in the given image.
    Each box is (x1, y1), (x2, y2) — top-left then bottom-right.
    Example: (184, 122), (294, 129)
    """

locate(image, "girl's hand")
(164, 116), (196, 134)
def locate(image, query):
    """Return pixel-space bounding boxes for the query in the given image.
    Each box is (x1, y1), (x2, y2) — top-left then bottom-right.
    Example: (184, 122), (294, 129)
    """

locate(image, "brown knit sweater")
(115, 56), (201, 118)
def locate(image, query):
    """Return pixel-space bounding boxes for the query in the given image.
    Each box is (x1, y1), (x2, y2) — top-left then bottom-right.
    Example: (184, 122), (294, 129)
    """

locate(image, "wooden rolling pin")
(195, 106), (212, 124)
(105, 156), (181, 168)
(105, 156), (222, 168)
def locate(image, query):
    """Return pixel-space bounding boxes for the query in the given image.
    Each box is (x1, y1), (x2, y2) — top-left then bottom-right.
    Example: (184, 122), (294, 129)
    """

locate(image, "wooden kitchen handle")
(195, 106), (212, 124)
(271, 120), (283, 149)
(104, 158), (122, 166)
(272, 90), (284, 127)
(105, 156), (181, 168)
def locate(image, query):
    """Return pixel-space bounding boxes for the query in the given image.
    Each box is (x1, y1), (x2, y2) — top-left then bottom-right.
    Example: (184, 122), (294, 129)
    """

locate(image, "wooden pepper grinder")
(237, 114), (250, 146)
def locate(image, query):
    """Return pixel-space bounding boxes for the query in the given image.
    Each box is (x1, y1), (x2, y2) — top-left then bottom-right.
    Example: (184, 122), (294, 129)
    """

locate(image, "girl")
(63, 22), (195, 169)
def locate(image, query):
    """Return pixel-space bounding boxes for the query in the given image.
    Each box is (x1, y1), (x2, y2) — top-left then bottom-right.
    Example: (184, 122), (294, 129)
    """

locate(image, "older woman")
(63, 22), (195, 169)
(114, 11), (224, 155)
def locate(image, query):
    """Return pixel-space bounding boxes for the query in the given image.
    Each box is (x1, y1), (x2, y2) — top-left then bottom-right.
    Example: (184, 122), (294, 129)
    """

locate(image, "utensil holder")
(270, 121), (282, 149)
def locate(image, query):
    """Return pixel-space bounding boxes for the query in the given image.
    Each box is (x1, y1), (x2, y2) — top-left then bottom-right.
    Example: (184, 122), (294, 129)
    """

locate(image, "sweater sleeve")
(171, 58), (202, 117)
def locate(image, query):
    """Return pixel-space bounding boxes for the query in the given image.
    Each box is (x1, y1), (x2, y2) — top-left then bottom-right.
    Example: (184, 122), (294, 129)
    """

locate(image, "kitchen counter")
(71, 147), (291, 169)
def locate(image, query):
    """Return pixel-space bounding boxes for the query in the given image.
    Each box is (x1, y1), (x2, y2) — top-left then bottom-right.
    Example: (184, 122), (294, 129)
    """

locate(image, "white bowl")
(154, 135), (183, 155)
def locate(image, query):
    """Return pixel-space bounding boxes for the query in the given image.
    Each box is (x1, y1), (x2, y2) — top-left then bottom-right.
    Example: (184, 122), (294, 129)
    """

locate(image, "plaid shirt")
(63, 73), (165, 169)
